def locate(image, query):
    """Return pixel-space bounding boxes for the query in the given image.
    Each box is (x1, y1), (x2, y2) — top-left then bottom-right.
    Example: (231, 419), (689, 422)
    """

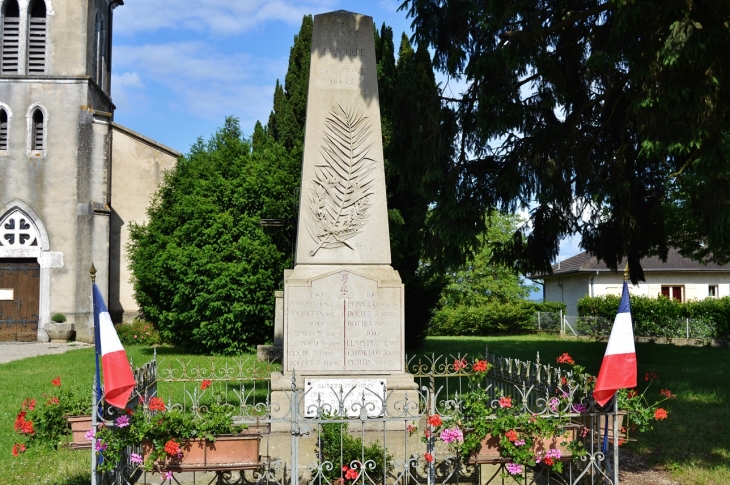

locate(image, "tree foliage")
(127, 119), (299, 353)
(429, 213), (548, 335)
(400, 0), (730, 283)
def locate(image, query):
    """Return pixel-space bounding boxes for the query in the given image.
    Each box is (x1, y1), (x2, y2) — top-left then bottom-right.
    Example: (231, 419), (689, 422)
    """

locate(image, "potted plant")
(429, 358), (586, 477)
(554, 353), (675, 445)
(12, 376), (93, 454)
(93, 381), (261, 479)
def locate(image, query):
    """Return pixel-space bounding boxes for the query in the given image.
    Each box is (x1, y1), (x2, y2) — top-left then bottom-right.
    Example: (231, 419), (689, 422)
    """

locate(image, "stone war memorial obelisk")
(271, 11), (416, 417)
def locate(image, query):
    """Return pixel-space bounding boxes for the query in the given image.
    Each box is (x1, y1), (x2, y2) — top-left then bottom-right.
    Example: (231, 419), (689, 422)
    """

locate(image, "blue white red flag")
(93, 283), (135, 409)
(593, 280), (637, 406)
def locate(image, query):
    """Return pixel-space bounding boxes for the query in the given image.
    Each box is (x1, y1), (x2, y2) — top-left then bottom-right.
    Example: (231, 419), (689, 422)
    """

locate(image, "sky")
(110, 0), (582, 262)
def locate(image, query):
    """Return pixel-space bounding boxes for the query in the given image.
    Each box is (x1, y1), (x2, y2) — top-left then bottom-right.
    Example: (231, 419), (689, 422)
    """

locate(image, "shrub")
(51, 313), (66, 323)
(577, 295), (730, 339)
(429, 301), (566, 336)
(115, 320), (163, 346)
(316, 421), (392, 483)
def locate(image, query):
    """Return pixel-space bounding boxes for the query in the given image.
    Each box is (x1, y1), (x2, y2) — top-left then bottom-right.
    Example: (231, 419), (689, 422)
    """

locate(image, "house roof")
(536, 249), (730, 278)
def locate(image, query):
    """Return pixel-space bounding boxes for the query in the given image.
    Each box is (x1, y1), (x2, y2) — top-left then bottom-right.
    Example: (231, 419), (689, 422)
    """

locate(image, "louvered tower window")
(27, 0), (46, 74)
(1, 0), (20, 74)
(31, 108), (43, 150)
(0, 109), (8, 150)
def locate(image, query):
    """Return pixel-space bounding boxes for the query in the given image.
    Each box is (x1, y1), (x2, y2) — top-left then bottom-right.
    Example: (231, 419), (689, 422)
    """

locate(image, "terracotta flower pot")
(142, 432), (262, 471)
(67, 415), (92, 449)
(467, 427), (577, 465)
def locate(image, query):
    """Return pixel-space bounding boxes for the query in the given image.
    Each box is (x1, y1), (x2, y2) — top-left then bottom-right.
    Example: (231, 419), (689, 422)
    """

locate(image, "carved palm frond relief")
(306, 103), (376, 256)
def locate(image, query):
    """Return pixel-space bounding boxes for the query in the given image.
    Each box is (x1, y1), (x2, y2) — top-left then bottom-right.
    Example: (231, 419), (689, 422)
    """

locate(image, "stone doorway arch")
(0, 199), (62, 341)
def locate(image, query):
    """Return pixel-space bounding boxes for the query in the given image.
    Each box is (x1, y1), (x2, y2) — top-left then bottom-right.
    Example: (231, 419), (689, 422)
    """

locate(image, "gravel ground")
(0, 341), (93, 364)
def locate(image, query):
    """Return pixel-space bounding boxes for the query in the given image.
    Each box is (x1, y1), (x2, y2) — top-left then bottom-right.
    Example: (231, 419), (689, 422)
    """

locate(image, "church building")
(0, 0), (179, 342)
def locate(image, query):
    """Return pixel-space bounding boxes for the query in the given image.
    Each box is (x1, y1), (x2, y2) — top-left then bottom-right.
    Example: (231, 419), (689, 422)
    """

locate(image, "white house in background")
(537, 249), (730, 316)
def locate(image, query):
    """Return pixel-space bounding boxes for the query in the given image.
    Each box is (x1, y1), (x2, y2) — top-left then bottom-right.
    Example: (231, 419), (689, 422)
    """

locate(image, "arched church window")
(1, 0), (20, 74)
(0, 108), (8, 150)
(31, 108), (43, 150)
(0, 210), (40, 248)
(27, 0), (46, 74)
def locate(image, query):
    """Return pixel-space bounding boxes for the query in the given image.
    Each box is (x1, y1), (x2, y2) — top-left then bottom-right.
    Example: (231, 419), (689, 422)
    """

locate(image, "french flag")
(93, 283), (135, 409)
(593, 280), (637, 406)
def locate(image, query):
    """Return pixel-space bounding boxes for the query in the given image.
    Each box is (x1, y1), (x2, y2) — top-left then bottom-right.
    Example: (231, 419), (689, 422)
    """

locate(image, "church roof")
(537, 249), (730, 278)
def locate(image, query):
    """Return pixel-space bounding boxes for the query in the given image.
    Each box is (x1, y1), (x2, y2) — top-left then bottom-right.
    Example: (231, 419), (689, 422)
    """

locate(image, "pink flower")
(439, 427), (464, 444)
(130, 453), (143, 464)
(506, 462), (522, 475)
(161, 471), (173, 481)
(85, 429), (95, 441)
(115, 415), (130, 428)
(499, 396), (512, 408)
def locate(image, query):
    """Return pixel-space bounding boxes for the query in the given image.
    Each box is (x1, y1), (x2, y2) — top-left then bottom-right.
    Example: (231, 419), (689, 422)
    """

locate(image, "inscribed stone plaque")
(304, 378), (385, 417)
(285, 269), (403, 374)
(295, 11), (390, 265)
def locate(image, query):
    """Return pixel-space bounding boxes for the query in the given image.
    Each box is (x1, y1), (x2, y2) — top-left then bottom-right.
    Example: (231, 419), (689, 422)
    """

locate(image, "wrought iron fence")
(93, 348), (621, 485)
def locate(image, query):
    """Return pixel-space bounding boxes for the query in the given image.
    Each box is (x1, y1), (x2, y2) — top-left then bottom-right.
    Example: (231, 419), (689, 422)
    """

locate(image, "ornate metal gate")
(0, 259), (40, 341)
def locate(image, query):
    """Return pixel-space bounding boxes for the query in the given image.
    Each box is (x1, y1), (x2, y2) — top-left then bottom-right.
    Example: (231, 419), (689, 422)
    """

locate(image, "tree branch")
(498, 3), (614, 41)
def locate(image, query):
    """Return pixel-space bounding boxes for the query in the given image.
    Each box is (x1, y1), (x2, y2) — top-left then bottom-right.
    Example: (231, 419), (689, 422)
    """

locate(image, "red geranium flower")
(499, 396), (512, 408)
(473, 360), (488, 373)
(544, 457), (555, 466)
(426, 414), (443, 427)
(453, 359), (467, 372)
(654, 408), (668, 420)
(201, 379), (212, 391)
(47, 397), (60, 405)
(148, 397), (166, 412)
(644, 372), (658, 381)
(164, 439), (181, 456)
(505, 429), (518, 442)
(424, 453), (434, 463)
(556, 353), (575, 365)
(52, 376), (61, 387)
(627, 389), (638, 398)
(344, 467), (358, 480)
(11, 443), (26, 456)
(660, 389), (675, 399)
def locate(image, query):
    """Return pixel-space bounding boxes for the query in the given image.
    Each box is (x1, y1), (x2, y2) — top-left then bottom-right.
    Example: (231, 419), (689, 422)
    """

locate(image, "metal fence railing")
(95, 348), (621, 485)
(534, 312), (719, 339)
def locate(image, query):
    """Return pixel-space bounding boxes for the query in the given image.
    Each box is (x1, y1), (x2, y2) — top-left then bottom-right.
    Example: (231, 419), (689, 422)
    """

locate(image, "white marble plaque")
(0, 288), (13, 300)
(304, 378), (385, 417)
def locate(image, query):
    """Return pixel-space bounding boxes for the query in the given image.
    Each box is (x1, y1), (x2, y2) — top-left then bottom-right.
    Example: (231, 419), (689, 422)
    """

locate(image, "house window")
(1, 0), (20, 74)
(709, 285), (718, 297)
(27, 0), (46, 74)
(661, 285), (683, 302)
(31, 108), (43, 150)
(0, 108), (8, 150)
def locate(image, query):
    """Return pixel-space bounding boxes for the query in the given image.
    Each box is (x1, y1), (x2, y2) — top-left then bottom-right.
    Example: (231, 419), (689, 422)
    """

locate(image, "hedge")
(577, 295), (730, 339)
(429, 301), (566, 336)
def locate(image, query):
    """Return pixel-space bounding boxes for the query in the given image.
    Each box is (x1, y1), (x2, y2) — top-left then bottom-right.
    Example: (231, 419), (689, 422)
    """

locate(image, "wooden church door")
(0, 259), (40, 341)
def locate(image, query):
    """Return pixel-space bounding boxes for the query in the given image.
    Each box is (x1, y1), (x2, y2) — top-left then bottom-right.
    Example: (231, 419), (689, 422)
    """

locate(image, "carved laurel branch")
(306, 103), (375, 256)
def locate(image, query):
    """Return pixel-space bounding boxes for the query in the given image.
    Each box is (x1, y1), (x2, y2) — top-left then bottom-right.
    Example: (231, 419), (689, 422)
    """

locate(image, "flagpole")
(90, 264), (100, 485)
(614, 263), (629, 485)
(91, 264), (102, 405)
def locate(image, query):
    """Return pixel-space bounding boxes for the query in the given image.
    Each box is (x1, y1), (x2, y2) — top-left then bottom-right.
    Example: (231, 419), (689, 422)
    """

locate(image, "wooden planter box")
(468, 426), (577, 465)
(142, 432), (262, 472)
(66, 415), (92, 450)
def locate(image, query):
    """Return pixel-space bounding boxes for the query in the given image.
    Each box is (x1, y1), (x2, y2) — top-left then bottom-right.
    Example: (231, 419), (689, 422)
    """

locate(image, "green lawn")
(1, 336), (728, 484)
